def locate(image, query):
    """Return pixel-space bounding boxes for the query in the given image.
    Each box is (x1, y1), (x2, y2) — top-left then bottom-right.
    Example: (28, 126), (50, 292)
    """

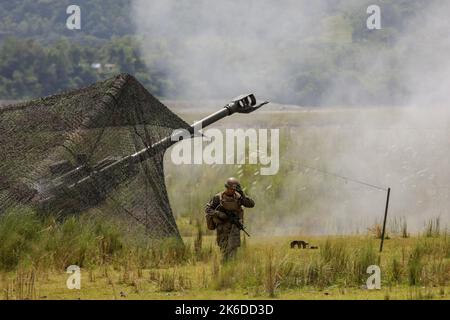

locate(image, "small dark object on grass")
(290, 240), (309, 249)
(310, 246), (319, 249)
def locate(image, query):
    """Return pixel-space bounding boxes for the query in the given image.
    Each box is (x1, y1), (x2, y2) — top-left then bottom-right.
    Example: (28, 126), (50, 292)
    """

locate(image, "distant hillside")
(0, 36), (168, 99)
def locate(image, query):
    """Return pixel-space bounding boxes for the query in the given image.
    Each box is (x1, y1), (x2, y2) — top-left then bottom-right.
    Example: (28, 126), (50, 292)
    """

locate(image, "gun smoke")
(131, 0), (450, 234)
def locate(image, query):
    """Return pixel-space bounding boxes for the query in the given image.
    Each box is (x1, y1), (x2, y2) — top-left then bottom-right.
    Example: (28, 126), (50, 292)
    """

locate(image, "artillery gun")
(24, 94), (268, 215)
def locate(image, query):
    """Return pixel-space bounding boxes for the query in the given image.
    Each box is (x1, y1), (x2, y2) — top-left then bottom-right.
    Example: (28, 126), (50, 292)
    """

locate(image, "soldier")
(205, 177), (255, 261)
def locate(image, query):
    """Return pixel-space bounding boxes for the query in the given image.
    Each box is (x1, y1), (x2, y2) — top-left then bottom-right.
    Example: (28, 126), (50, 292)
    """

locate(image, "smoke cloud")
(132, 0), (450, 234)
(131, 0), (332, 101)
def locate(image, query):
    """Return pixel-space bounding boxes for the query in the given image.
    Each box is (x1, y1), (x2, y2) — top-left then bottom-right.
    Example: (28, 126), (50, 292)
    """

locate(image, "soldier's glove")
(235, 184), (245, 197)
(214, 210), (228, 220)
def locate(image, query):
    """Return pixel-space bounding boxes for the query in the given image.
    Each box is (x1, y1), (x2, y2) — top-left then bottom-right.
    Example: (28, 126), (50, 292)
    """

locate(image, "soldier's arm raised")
(240, 195), (255, 208)
(235, 185), (255, 208)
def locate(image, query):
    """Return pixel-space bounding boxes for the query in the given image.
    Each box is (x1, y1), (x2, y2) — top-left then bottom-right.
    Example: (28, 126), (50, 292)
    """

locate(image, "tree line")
(0, 36), (167, 99)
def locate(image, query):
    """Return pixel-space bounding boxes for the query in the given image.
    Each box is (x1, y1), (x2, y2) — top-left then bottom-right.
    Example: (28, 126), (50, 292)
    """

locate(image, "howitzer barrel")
(129, 93), (268, 164)
(92, 94), (268, 175)
(36, 94), (268, 213)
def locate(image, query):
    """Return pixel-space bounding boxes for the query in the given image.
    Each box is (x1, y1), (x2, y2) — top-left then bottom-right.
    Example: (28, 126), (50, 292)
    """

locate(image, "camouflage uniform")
(205, 191), (255, 260)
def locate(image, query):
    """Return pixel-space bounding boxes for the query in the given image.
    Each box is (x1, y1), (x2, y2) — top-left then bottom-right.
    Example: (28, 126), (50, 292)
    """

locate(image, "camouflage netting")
(0, 73), (190, 238)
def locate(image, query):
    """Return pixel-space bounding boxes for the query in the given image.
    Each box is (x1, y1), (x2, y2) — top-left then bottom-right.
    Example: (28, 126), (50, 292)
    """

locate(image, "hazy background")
(1, 0), (449, 235)
(131, 0), (450, 234)
(131, 0), (450, 106)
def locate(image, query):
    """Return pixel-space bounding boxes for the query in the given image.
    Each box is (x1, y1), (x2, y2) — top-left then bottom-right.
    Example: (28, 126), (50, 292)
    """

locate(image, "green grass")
(0, 210), (449, 300)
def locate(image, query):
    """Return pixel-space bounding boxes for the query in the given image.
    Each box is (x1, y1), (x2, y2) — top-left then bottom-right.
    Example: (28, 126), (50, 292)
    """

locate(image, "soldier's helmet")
(224, 177), (240, 190)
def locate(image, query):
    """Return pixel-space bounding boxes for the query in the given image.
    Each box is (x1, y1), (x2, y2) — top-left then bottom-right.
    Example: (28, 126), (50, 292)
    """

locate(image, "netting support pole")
(379, 187), (391, 253)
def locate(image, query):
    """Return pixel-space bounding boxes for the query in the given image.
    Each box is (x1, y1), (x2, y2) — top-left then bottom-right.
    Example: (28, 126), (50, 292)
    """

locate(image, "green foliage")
(0, 36), (165, 99)
(389, 257), (403, 284)
(0, 1), (164, 99)
(0, 207), (42, 271)
(0, 210), (449, 298)
(408, 242), (424, 286)
(0, 0), (133, 41)
(0, 207), (188, 272)
(352, 241), (377, 283)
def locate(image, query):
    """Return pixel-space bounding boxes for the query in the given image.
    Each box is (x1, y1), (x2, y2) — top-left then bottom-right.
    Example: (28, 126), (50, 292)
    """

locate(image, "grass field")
(0, 209), (448, 300)
(1, 236), (449, 300)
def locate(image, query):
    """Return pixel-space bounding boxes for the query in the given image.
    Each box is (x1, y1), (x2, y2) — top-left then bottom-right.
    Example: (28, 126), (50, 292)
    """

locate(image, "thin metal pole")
(379, 187), (391, 253)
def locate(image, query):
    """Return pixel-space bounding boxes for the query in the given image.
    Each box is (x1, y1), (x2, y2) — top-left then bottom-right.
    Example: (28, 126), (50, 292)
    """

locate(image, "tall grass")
(0, 207), (42, 271)
(0, 207), (189, 272)
(389, 257), (403, 284)
(193, 220), (203, 260)
(2, 268), (36, 300)
(424, 218), (441, 238)
(407, 242), (424, 286)
(0, 206), (449, 299)
(352, 241), (377, 284)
